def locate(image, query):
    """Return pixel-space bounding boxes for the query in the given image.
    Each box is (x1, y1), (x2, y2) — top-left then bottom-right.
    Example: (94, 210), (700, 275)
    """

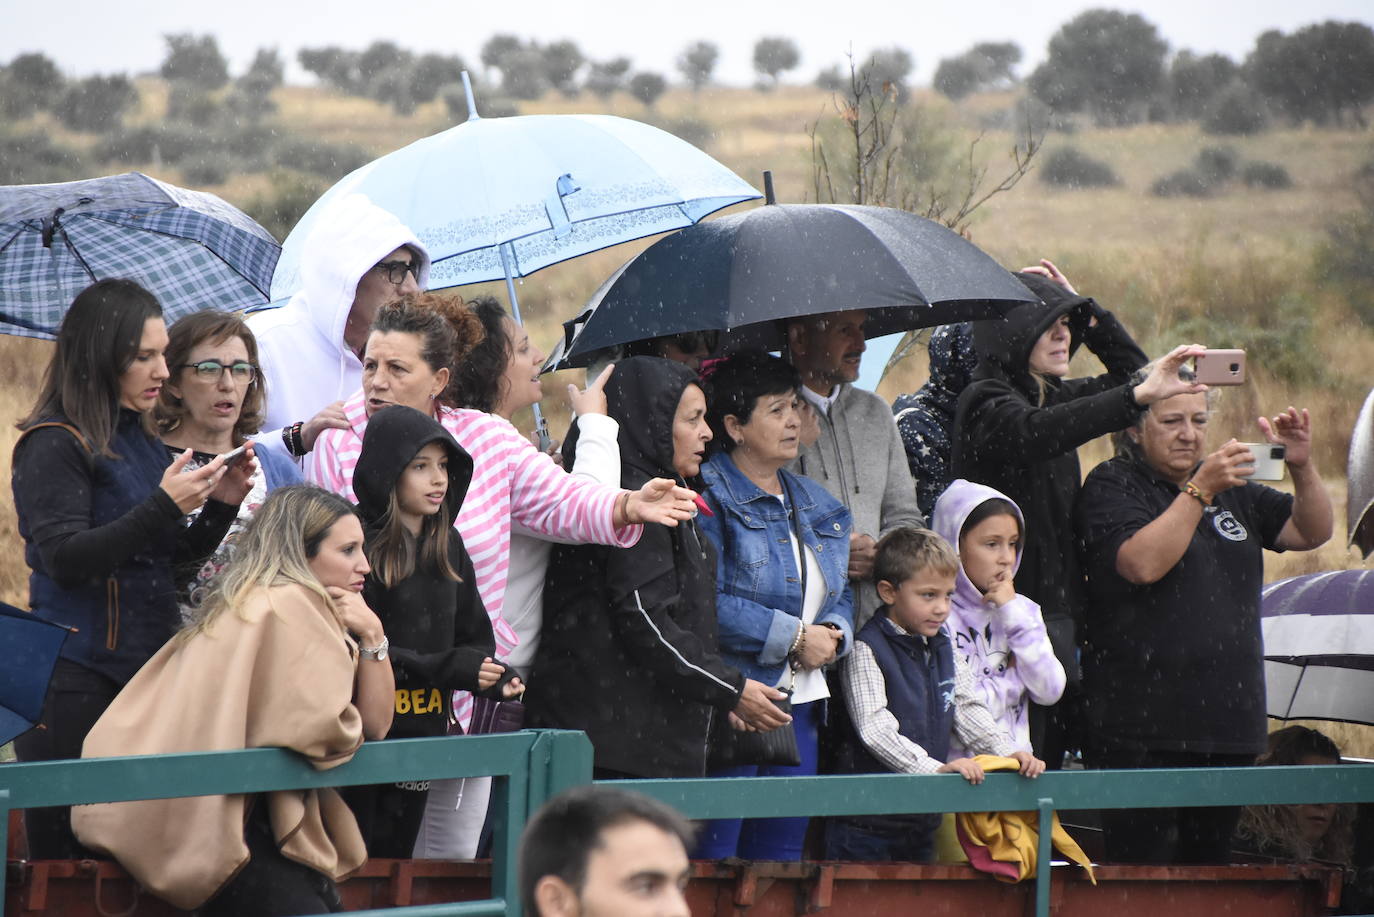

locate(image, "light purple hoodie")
(932, 479), (1066, 754)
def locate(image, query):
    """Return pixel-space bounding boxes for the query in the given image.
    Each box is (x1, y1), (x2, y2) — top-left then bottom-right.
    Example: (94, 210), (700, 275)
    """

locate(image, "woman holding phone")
(11, 280), (254, 857)
(1075, 376), (1331, 864)
(156, 310), (303, 614)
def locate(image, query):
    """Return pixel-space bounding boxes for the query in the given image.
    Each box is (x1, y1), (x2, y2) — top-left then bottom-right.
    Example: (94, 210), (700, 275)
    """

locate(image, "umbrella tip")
(461, 71), (480, 121)
(763, 170), (776, 205)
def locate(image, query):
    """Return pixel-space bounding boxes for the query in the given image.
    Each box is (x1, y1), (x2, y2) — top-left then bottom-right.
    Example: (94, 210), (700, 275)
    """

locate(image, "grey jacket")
(790, 383), (924, 628)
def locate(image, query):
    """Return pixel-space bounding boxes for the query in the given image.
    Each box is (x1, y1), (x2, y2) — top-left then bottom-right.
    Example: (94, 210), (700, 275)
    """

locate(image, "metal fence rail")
(4, 731), (1374, 917)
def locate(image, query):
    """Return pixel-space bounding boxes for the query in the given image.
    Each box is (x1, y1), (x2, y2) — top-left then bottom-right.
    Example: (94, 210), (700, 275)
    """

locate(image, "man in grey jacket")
(787, 310), (924, 628)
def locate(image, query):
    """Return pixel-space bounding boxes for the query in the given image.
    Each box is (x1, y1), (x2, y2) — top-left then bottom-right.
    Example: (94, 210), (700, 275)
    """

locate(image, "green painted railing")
(4, 731), (1374, 917)
(0, 731), (595, 917)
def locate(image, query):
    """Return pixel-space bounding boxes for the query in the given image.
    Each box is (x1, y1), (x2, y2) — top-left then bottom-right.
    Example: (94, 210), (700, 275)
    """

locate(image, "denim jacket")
(699, 452), (855, 686)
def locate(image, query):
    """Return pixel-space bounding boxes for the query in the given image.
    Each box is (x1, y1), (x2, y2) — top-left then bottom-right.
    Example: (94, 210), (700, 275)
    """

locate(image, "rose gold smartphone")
(1194, 349), (1246, 385)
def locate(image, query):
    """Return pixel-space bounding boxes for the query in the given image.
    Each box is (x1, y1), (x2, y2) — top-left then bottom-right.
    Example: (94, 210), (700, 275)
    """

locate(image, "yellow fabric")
(954, 755), (1096, 884)
(934, 813), (969, 862)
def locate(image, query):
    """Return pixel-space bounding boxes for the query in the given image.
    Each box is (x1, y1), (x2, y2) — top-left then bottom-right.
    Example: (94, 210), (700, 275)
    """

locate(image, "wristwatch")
(360, 636), (389, 662)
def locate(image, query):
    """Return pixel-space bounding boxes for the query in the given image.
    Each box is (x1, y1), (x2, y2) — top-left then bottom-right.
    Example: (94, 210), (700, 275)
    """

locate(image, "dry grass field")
(3, 81), (1369, 605)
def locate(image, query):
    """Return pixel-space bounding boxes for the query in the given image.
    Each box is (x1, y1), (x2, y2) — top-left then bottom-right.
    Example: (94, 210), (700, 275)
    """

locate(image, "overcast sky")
(5, 0), (1372, 86)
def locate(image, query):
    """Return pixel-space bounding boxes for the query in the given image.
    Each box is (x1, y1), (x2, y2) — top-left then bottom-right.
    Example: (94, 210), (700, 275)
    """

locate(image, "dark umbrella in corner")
(544, 189), (1035, 371)
(1349, 388), (1374, 559)
(0, 602), (72, 746)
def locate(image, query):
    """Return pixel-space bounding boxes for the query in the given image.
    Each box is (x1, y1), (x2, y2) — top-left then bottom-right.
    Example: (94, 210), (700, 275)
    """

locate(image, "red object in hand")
(693, 494), (714, 517)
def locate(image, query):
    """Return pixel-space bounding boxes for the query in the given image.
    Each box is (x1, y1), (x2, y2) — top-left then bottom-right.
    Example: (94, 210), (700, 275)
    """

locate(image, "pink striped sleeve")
(504, 427), (640, 547)
(307, 428), (349, 496)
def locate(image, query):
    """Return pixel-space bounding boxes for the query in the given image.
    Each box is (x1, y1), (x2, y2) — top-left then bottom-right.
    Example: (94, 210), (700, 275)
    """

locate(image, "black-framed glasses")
(181, 360), (256, 383)
(375, 259), (421, 285)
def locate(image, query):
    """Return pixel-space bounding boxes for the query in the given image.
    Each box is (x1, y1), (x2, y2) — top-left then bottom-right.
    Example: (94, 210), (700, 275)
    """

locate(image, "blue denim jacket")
(699, 452), (855, 686)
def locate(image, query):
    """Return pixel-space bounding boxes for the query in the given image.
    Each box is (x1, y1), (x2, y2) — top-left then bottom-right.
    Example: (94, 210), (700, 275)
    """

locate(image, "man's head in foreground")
(520, 785), (693, 917)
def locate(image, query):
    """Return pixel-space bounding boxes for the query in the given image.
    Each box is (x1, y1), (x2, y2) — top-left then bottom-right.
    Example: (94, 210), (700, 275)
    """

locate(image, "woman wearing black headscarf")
(529, 357), (787, 778)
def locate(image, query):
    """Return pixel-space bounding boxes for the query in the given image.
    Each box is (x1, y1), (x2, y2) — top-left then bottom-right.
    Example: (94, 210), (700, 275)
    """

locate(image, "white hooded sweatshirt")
(248, 195), (430, 461)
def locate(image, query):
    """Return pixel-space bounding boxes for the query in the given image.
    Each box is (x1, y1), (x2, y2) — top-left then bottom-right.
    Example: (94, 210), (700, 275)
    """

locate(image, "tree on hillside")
(972, 42), (1021, 83)
(410, 53), (466, 104)
(481, 34), (524, 75)
(628, 71), (667, 108)
(1246, 21), (1374, 127)
(57, 74), (137, 132)
(753, 36), (800, 89)
(1168, 50), (1237, 120)
(541, 40), (585, 96)
(299, 46), (363, 94)
(1, 52), (64, 117)
(936, 41), (1023, 100)
(1028, 9), (1168, 125)
(161, 34), (229, 90)
(860, 47), (914, 103)
(585, 57), (631, 99)
(677, 40), (719, 92)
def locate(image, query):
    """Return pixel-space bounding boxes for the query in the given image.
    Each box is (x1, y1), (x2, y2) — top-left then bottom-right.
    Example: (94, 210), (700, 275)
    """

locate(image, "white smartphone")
(218, 443), (250, 468)
(1239, 442), (1286, 481)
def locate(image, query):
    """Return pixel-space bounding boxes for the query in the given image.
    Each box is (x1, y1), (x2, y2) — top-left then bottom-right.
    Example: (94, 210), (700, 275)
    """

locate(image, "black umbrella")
(544, 203), (1036, 371)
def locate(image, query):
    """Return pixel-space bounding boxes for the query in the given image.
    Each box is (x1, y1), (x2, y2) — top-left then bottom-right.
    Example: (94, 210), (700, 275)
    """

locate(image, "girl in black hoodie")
(347, 404), (521, 857)
(953, 269), (1203, 765)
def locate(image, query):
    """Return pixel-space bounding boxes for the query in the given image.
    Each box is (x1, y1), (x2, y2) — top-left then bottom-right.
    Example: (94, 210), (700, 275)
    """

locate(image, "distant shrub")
(653, 116), (714, 151)
(95, 125), (204, 166)
(270, 136), (371, 180)
(1194, 146), (1238, 183)
(242, 170), (330, 242)
(1202, 82), (1268, 135)
(1241, 160), (1293, 189)
(181, 151), (241, 187)
(0, 130), (87, 184)
(1150, 168), (1213, 198)
(1040, 146), (1119, 188)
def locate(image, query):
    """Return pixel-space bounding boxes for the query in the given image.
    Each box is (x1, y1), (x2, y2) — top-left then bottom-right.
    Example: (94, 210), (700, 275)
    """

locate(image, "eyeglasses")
(181, 360), (257, 383)
(375, 259), (421, 285)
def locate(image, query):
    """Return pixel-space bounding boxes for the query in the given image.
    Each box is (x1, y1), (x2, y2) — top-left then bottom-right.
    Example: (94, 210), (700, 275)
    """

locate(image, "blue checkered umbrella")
(0, 172), (280, 340)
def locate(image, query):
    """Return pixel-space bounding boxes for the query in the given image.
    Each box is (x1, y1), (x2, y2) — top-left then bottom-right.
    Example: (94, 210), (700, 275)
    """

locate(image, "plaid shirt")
(841, 621), (1017, 775)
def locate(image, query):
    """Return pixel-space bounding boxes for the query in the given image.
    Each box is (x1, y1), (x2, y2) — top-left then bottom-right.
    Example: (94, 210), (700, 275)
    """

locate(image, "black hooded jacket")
(355, 405), (509, 739)
(530, 357), (744, 778)
(952, 273), (1147, 681)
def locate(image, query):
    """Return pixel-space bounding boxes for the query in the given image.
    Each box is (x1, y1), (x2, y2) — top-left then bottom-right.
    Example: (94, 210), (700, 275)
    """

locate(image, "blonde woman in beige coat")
(73, 485), (394, 915)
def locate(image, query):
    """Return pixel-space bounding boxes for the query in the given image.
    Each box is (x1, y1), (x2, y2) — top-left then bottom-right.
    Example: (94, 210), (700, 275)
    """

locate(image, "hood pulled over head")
(293, 194), (432, 346)
(567, 356), (699, 486)
(931, 478), (1025, 606)
(971, 271), (1095, 388)
(354, 405), (472, 525)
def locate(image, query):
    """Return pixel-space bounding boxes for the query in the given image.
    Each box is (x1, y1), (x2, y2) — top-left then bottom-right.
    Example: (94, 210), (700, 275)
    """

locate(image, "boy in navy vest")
(827, 527), (1045, 861)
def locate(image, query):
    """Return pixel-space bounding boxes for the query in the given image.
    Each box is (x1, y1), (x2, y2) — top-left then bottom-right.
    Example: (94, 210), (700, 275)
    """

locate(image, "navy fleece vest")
(838, 611), (957, 776)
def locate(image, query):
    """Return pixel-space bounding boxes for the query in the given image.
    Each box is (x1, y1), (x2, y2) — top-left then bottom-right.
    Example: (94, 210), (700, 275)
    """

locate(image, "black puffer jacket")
(952, 273), (1147, 682)
(530, 357), (744, 778)
(355, 405), (509, 739)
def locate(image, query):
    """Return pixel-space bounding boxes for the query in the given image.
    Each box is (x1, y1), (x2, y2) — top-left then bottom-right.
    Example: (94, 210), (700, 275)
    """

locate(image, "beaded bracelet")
(1183, 480), (1212, 506)
(789, 620), (806, 659)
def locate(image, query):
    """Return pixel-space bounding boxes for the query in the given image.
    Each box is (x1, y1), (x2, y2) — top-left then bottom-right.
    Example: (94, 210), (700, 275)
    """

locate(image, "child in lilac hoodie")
(932, 480), (1065, 756)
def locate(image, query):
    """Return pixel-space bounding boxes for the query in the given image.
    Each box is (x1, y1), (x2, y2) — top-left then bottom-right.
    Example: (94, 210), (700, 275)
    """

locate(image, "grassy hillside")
(0, 81), (1370, 612)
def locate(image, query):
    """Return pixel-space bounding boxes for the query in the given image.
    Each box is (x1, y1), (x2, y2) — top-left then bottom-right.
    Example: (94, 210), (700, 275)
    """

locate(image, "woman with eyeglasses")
(12, 281), (256, 858)
(156, 311), (303, 616)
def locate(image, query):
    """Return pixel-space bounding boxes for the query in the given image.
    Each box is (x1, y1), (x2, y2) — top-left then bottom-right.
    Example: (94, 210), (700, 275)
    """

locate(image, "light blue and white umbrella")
(270, 74), (759, 442)
(0, 172), (280, 339)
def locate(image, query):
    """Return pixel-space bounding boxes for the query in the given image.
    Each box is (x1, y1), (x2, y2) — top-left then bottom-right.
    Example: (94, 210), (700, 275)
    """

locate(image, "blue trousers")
(693, 699), (821, 861)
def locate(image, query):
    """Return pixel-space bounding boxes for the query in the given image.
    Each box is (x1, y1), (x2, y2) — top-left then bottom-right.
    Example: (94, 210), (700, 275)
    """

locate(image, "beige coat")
(72, 583), (367, 910)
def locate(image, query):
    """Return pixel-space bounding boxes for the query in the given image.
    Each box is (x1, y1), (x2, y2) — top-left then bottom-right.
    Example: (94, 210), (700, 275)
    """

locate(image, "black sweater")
(355, 405), (511, 739)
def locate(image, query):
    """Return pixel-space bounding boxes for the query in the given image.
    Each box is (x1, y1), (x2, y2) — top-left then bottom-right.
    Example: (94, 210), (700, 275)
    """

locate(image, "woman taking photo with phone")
(156, 310), (303, 614)
(1075, 377), (1331, 864)
(12, 280), (254, 857)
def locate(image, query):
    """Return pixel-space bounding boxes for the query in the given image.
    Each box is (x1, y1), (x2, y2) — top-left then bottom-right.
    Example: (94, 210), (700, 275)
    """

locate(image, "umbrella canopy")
(544, 203), (1037, 371)
(0, 172), (280, 340)
(1349, 388), (1374, 558)
(0, 602), (72, 745)
(1262, 569), (1374, 726)
(269, 106), (761, 300)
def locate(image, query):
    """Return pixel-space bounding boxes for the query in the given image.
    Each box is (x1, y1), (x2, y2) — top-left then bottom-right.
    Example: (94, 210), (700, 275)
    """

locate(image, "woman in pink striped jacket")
(308, 292), (700, 857)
